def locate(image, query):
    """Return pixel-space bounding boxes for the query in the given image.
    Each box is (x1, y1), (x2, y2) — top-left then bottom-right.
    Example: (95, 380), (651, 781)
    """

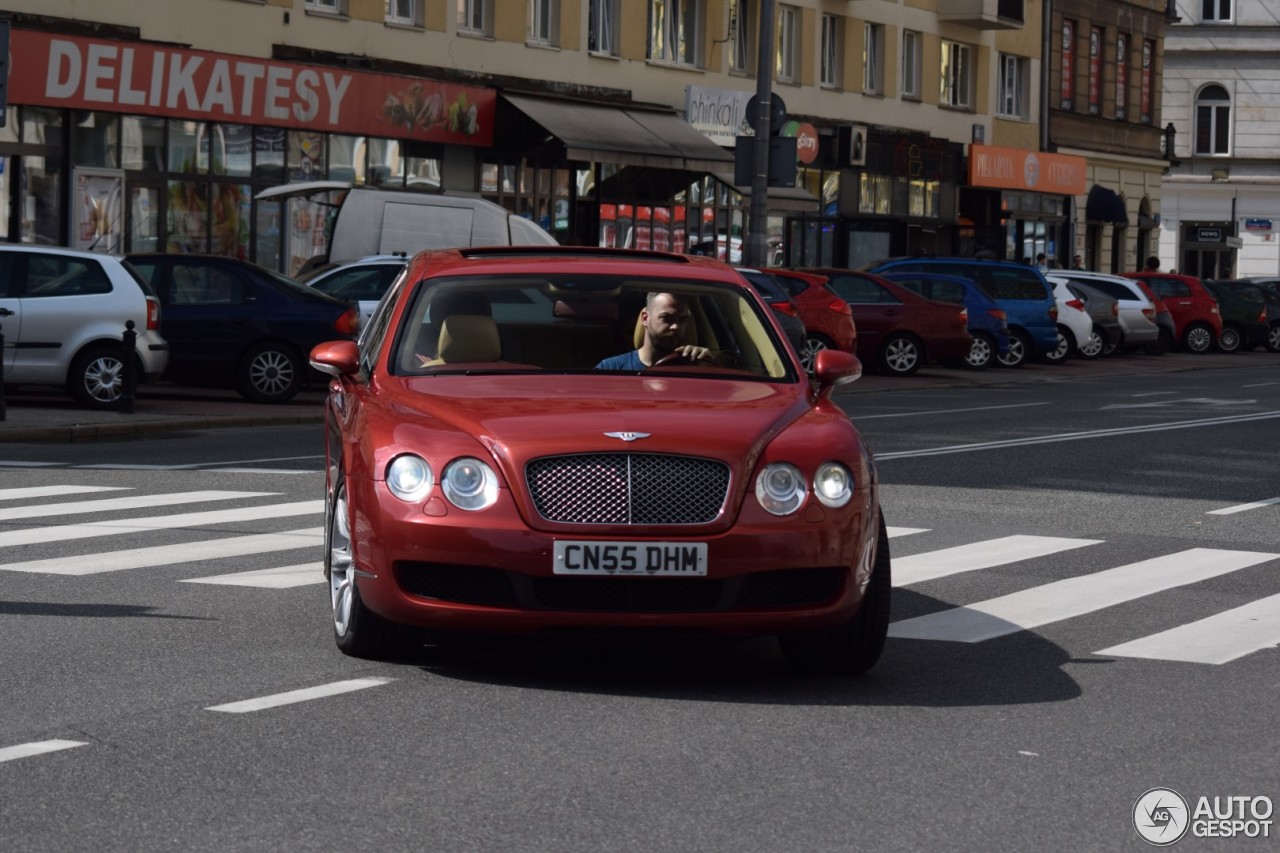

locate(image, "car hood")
(381, 374), (812, 531)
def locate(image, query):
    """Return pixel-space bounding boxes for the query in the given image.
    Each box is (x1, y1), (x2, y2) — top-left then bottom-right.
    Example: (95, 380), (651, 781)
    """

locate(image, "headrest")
(437, 314), (501, 363)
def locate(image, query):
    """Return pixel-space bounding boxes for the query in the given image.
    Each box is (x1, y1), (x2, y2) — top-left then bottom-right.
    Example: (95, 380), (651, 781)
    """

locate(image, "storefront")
(960, 145), (1086, 268)
(2, 28), (496, 273)
(786, 127), (964, 269)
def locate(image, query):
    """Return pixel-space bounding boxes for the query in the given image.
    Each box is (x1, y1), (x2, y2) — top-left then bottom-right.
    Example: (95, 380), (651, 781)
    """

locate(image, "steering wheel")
(652, 352), (695, 367)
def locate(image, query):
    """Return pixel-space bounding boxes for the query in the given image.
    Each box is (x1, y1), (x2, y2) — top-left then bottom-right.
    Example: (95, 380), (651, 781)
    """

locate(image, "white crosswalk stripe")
(0, 490), (274, 522)
(889, 548), (1280, 643)
(886, 526), (929, 539)
(0, 485), (130, 502)
(1096, 593), (1280, 664)
(891, 535), (1103, 586)
(182, 563), (325, 588)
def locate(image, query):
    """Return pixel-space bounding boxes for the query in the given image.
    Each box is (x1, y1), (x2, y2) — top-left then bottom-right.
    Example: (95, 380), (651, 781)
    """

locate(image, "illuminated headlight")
(814, 462), (853, 508)
(386, 454), (433, 501)
(442, 457), (499, 510)
(755, 463), (806, 516)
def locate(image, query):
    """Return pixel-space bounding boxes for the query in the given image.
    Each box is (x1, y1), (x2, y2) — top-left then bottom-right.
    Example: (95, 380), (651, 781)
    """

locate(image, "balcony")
(937, 0), (1024, 30)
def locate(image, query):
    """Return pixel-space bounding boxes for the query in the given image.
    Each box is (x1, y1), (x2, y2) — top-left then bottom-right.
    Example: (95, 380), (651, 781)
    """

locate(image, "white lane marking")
(206, 678), (395, 713)
(1102, 398), (1256, 410)
(1131, 392), (1178, 397)
(0, 740), (88, 764)
(194, 468), (316, 475)
(889, 548), (1280, 643)
(77, 464), (198, 470)
(0, 461), (61, 467)
(1207, 497), (1280, 516)
(1241, 382), (1277, 388)
(886, 526), (929, 538)
(0, 485), (130, 502)
(892, 535), (1102, 586)
(0, 490), (273, 522)
(855, 402), (1051, 420)
(0, 501), (323, 549)
(197, 454), (326, 467)
(1097, 593), (1280, 664)
(182, 563), (324, 588)
(0, 528), (323, 575)
(875, 411), (1280, 460)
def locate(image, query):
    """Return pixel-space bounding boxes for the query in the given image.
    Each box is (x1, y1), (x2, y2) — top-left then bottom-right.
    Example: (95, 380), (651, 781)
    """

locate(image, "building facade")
(1159, 0), (1280, 278)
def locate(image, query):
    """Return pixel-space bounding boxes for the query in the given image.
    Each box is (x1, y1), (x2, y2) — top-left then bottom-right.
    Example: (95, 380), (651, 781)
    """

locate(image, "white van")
(256, 182), (557, 274)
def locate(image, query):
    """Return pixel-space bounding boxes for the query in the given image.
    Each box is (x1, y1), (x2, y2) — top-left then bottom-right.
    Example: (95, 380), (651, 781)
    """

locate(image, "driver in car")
(596, 291), (714, 370)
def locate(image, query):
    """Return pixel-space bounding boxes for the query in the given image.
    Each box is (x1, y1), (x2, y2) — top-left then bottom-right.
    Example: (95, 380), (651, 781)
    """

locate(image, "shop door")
(126, 181), (163, 254)
(1181, 248), (1232, 280)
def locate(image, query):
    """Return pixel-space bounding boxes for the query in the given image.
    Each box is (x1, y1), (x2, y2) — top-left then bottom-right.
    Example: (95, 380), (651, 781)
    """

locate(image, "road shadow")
(403, 588), (1082, 708)
(0, 601), (213, 620)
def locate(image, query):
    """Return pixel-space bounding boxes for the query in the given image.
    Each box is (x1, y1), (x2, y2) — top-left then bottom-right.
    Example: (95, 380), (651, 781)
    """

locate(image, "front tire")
(1182, 322), (1215, 354)
(328, 481), (398, 659)
(879, 333), (923, 376)
(238, 342), (303, 403)
(780, 515), (891, 676)
(964, 332), (996, 370)
(68, 345), (127, 410)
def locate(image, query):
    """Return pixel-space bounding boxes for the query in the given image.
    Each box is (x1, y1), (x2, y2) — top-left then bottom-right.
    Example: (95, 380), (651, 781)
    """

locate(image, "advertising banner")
(967, 145), (1086, 196)
(72, 168), (124, 253)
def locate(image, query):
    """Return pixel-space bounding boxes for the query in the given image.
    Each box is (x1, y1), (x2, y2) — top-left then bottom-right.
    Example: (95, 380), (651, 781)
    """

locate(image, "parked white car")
(297, 254), (408, 329)
(1045, 278), (1095, 364)
(0, 246), (168, 409)
(1047, 271), (1161, 350)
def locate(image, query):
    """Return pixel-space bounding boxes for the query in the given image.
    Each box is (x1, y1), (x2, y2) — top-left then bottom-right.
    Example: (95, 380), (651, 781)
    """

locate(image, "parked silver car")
(1046, 271), (1160, 351)
(0, 246), (169, 409)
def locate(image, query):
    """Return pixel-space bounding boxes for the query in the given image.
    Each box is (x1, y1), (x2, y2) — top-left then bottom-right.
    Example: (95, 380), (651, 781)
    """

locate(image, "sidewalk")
(1, 351), (1273, 443)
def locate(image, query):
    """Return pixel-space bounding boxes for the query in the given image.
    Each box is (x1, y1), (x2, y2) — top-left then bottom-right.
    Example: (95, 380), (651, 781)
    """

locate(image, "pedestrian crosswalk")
(2, 484), (1278, 664)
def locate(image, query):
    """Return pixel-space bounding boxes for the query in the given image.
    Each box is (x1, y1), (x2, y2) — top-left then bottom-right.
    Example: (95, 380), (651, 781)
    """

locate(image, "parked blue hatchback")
(867, 258), (1057, 367)
(880, 271), (1011, 370)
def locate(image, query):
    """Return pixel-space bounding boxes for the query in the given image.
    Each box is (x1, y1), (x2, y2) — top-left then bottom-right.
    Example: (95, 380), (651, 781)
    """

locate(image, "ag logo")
(1133, 788), (1190, 846)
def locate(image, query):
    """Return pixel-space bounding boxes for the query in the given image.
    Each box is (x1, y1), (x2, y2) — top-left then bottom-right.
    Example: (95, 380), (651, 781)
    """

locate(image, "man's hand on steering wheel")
(653, 345), (714, 367)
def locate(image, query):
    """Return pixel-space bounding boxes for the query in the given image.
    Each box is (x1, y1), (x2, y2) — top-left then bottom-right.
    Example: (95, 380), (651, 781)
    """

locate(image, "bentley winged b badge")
(604, 431), (650, 442)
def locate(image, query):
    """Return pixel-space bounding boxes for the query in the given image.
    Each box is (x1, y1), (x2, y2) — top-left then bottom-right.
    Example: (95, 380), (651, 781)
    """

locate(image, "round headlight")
(755, 462), (806, 516)
(386, 454), (433, 502)
(814, 462), (853, 508)
(442, 457), (499, 510)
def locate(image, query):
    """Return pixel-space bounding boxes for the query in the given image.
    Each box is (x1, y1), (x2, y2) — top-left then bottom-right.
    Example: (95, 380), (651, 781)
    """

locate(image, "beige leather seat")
(432, 314), (501, 363)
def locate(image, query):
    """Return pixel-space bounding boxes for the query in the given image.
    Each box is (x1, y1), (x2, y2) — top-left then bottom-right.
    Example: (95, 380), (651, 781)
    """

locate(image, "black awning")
(1086, 185), (1128, 224)
(502, 94), (733, 173)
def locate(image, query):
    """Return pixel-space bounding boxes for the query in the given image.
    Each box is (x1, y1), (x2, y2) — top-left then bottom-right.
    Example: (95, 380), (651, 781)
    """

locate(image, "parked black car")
(126, 254), (359, 402)
(1202, 280), (1274, 353)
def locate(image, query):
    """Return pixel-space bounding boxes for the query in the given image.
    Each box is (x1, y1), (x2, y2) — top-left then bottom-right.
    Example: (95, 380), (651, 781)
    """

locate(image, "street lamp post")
(744, 0), (776, 268)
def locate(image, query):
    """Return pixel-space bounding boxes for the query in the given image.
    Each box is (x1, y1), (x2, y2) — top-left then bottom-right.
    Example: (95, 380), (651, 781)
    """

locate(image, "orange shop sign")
(10, 30), (495, 146)
(967, 145), (1086, 196)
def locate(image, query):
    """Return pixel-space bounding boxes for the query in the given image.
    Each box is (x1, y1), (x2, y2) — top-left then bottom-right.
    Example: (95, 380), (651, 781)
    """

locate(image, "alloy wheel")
(801, 337), (829, 374)
(329, 487), (355, 637)
(882, 337), (920, 375)
(1184, 324), (1214, 353)
(1079, 330), (1105, 358)
(249, 349), (297, 397)
(965, 335), (993, 369)
(82, 354), (124, 404)
(1217, 326), (1241, 353)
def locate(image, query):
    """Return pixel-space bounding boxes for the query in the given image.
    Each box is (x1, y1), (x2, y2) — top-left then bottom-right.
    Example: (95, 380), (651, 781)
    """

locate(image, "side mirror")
(813, 349), (861, 392)
(310, 340), (360, 377)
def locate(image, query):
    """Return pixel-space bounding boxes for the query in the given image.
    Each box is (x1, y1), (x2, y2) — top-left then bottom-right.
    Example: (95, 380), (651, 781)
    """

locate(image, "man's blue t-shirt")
(595, 350), (646, 370)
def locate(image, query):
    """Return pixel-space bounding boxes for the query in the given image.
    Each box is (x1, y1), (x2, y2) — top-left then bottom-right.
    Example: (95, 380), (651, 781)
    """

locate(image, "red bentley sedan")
(310, 247), (890, 675)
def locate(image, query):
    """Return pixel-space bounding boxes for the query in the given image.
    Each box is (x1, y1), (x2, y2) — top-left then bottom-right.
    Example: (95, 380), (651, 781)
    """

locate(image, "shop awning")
(711, 173), (819, 213)
(503, 94), (733, 174)
(1086, 185), (1128, 224)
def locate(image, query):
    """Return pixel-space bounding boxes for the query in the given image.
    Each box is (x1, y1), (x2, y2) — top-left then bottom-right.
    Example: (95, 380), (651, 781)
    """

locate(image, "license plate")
(553, 541), (708, 576)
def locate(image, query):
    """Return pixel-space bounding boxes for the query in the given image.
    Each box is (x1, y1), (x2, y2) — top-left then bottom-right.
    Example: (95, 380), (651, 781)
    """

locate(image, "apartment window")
(529, 0), (559, 45)
(1115, 33), (1129, 120)
(901, 31), (921, 100)
(385, 0), (419, 25)
(730, 0), (753, 72)
(458, 0), (490, 34)
(1194, 84), (1231, 155)
(1201, 0), (1231, 21)
(863, 24), (884, 94)
(1088, 26), (1102, 116)
(940, 41), (973, 109)
(998, 54), (1029, 119)
(649, 0), (702, 66)
(305, 0), (344, 12)
(775, 5), (799, 83)
(1060, 19), (1075, 109)
(820, 14), (842, 88)
(590, 0), (620, 55)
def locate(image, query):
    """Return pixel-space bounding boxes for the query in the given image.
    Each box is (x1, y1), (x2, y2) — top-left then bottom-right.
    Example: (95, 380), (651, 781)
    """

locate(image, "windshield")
(388, 274), (795, 381)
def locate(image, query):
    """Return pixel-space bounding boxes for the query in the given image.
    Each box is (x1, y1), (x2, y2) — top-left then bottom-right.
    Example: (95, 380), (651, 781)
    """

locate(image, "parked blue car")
(867, 258), (1058, 367)
(880, 271), (1011, 369)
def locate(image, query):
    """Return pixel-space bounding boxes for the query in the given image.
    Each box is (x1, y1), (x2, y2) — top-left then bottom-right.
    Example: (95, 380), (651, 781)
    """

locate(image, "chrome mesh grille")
(526, 453), (730, 525)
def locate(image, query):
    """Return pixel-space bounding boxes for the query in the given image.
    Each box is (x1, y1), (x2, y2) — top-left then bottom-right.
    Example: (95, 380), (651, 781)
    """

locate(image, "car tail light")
(1066, 298), (1085, 312)
(958, 307), (968, 325)
(145, 296), (161, 331)
(1211, 304), (1220, 314)
(1142, 308), (1156, 320)
(1049, 305), (1058, 320)
(772, 301), (799, 317)
(1111, 302), (1119, 318)
(988, 309), (1007, 323)
(1259, 308), (1268, 323)
(334, 306), (360, 336)
(828, 299), (852, 316)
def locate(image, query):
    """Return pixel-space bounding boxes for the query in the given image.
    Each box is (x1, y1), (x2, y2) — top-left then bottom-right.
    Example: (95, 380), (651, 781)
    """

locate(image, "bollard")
(0, 321), (6, 422)
(119, 320), (137, 415)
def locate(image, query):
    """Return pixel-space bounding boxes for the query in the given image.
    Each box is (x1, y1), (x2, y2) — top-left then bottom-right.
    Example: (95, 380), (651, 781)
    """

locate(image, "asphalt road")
(1, 362), (1278, 851)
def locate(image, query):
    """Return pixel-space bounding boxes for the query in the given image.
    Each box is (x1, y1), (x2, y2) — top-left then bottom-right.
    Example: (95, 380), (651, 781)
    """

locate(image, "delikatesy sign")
(9, 30), (494, 146)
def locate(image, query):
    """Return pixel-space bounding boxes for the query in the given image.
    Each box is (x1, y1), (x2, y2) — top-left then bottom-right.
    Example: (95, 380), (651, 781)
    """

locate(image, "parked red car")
(800, 268), (971, 375)
(310, 246), (890, 675)
(1123, 271), (1222, 353)
(770, 269), (859, 372)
